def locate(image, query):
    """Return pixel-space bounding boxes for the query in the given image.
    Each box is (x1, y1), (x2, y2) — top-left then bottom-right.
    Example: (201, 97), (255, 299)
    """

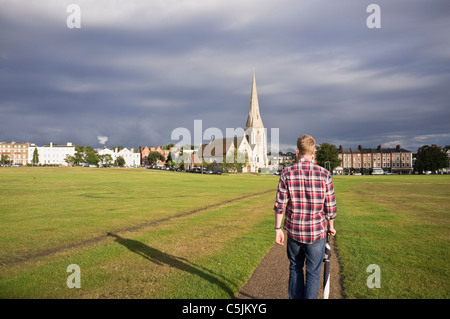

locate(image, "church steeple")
(245, 71), (264, 129)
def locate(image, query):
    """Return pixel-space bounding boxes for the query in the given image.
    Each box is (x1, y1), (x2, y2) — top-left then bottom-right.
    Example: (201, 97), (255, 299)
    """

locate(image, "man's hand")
(275, 229), (285, 245)
(327, 226), (336, 236)
(327, 219), (336, 236)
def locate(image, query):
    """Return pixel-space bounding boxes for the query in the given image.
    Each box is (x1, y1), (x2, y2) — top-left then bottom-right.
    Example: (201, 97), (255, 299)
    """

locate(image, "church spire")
(245, 71), (264, 129)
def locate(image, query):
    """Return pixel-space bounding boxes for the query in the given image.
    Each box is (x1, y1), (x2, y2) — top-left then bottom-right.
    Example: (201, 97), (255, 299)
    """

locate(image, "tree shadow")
(107, 232), (236, 297)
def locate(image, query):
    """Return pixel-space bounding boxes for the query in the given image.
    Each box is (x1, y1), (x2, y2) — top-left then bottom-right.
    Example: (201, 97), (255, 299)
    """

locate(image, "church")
(197, 72), (269, 173)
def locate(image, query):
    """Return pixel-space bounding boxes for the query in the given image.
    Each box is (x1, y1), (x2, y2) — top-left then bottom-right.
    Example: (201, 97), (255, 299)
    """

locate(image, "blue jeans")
(287, 235), (325, 299)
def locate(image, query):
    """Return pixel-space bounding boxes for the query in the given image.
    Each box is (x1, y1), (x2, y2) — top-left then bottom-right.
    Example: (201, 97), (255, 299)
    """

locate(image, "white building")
(118, 148), (140, 167)
(28, 142), (76, 166)
(243, 72), (269, 172)
(197, 72), (269, 173)
(97, 147), (140, 167)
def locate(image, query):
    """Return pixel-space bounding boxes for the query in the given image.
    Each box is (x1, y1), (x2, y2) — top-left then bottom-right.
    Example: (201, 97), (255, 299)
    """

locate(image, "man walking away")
(274, 135), (337, 299)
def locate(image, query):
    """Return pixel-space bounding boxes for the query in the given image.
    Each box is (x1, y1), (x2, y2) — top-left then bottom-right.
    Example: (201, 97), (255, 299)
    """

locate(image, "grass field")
(333, 175), (450, 299)
(0, 167), (278, 298)
(0, 168), (449, 298)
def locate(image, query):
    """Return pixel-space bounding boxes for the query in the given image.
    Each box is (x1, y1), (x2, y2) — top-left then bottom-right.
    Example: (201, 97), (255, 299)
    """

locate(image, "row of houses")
(97, 146), (140, 167)
(0, 141), (78, 166)
(0, 140), (188, 168)
(3, 140), (446, 174)
(0, 141), (141, 167)
(0, 139), (293, 171)
(337, 144), (413, 174)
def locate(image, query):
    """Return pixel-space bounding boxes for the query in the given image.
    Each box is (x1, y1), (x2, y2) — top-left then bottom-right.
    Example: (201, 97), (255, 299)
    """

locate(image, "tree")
(73, 145), (100, 166)
(85, 150), (99, 166)
(115, 156), (125, 167)
(73, 150), (84, 165)
(316, 143), (341, 173)
(147, 151), (165, 165)
(64, 155), (76, 166)
(0, 154), (10, 165)
(414, 145), (449, 173)
(162, 143), (175, 150)
(32, 148), (39, 166)
(98, 154), (113, 167)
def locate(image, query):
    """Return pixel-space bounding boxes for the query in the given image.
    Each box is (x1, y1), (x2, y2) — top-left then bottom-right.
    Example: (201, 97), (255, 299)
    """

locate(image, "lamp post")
(325, 161), (331, 173)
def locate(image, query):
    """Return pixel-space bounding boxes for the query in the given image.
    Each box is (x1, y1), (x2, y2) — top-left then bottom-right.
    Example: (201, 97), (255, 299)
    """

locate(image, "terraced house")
(339, 144), (413, 174)
(0, 141), (29, 165)
(28, 142), (76, 166)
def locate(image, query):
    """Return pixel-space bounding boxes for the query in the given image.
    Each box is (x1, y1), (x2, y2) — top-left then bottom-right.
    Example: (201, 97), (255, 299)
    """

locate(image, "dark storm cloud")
(0, 0), (449, 151)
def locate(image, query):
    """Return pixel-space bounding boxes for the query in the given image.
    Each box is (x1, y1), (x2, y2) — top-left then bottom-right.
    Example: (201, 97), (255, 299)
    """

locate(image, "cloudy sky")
(1, 0), (449, 152)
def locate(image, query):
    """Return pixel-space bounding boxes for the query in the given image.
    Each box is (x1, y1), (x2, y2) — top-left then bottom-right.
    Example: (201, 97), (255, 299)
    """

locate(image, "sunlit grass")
(0, 167), (277, 298)
(333, 175), (450, 298)
(1, 168), (449, 298)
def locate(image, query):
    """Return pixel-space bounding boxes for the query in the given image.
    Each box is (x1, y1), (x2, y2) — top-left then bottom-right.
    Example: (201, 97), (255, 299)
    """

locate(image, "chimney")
(358, 145), (362, 151)
(396, 145), (401, 151)
(377, 145), (382, 151)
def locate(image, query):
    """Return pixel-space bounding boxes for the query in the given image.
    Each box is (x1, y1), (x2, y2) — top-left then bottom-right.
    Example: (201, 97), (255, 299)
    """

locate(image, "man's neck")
(298, 155), (314, 162)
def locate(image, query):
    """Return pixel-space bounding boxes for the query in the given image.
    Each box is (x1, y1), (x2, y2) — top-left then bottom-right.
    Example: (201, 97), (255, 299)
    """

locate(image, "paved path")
(236, 234), (343, 299)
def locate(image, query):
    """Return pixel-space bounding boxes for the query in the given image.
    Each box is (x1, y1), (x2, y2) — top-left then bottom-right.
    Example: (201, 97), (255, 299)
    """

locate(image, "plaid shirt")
(274, 159), (337, 244)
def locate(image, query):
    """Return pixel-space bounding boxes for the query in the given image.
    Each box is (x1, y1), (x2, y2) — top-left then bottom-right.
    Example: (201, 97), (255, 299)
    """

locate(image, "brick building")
(0, 141), (30, 165)
(139, 146), (175, 166)
(339, 144), (413, 174)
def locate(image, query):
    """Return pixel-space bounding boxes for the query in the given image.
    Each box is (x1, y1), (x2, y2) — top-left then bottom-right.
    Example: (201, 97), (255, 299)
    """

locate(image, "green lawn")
(0, 168), (449, 298)
(0, 167), (278, 298)
(333, 175), (450, 299)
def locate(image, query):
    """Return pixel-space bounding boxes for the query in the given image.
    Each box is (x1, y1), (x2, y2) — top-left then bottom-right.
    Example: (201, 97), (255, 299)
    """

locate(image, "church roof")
(245, 72), (264, 129)
(200, 136), (247, 157)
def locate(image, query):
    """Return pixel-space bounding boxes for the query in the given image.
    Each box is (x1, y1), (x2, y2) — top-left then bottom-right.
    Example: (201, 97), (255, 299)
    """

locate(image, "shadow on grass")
(107, 232), (236, 297)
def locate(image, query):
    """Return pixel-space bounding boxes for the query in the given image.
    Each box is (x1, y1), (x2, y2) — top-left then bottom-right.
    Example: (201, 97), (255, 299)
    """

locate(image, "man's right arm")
(274, 173), (287, 245)
(327, 218), (336, 236)
(325, 174), (337, 236)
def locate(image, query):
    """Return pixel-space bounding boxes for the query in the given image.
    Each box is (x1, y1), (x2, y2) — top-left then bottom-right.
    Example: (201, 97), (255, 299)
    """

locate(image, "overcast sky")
(1, 0), (449, 152)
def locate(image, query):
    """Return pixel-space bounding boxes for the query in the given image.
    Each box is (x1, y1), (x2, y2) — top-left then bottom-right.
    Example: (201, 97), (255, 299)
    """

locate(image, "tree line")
(63, 146), (130, 167)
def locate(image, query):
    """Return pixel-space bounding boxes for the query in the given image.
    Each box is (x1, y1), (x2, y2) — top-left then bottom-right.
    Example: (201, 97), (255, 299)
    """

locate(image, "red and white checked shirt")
(274, 159), (337, 244)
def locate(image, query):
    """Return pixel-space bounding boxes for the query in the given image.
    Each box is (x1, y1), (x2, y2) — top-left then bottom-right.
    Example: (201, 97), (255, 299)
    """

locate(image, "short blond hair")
(297, 135), (316, 155)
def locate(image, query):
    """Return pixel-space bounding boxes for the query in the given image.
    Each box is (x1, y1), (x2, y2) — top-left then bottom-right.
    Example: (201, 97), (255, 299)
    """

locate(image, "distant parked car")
(274, 169), (282, 176)
(372, 168), (384, 175)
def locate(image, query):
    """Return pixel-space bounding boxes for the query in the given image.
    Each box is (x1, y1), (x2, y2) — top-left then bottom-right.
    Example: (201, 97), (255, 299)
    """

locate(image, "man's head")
(297, 135), (316, 157)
